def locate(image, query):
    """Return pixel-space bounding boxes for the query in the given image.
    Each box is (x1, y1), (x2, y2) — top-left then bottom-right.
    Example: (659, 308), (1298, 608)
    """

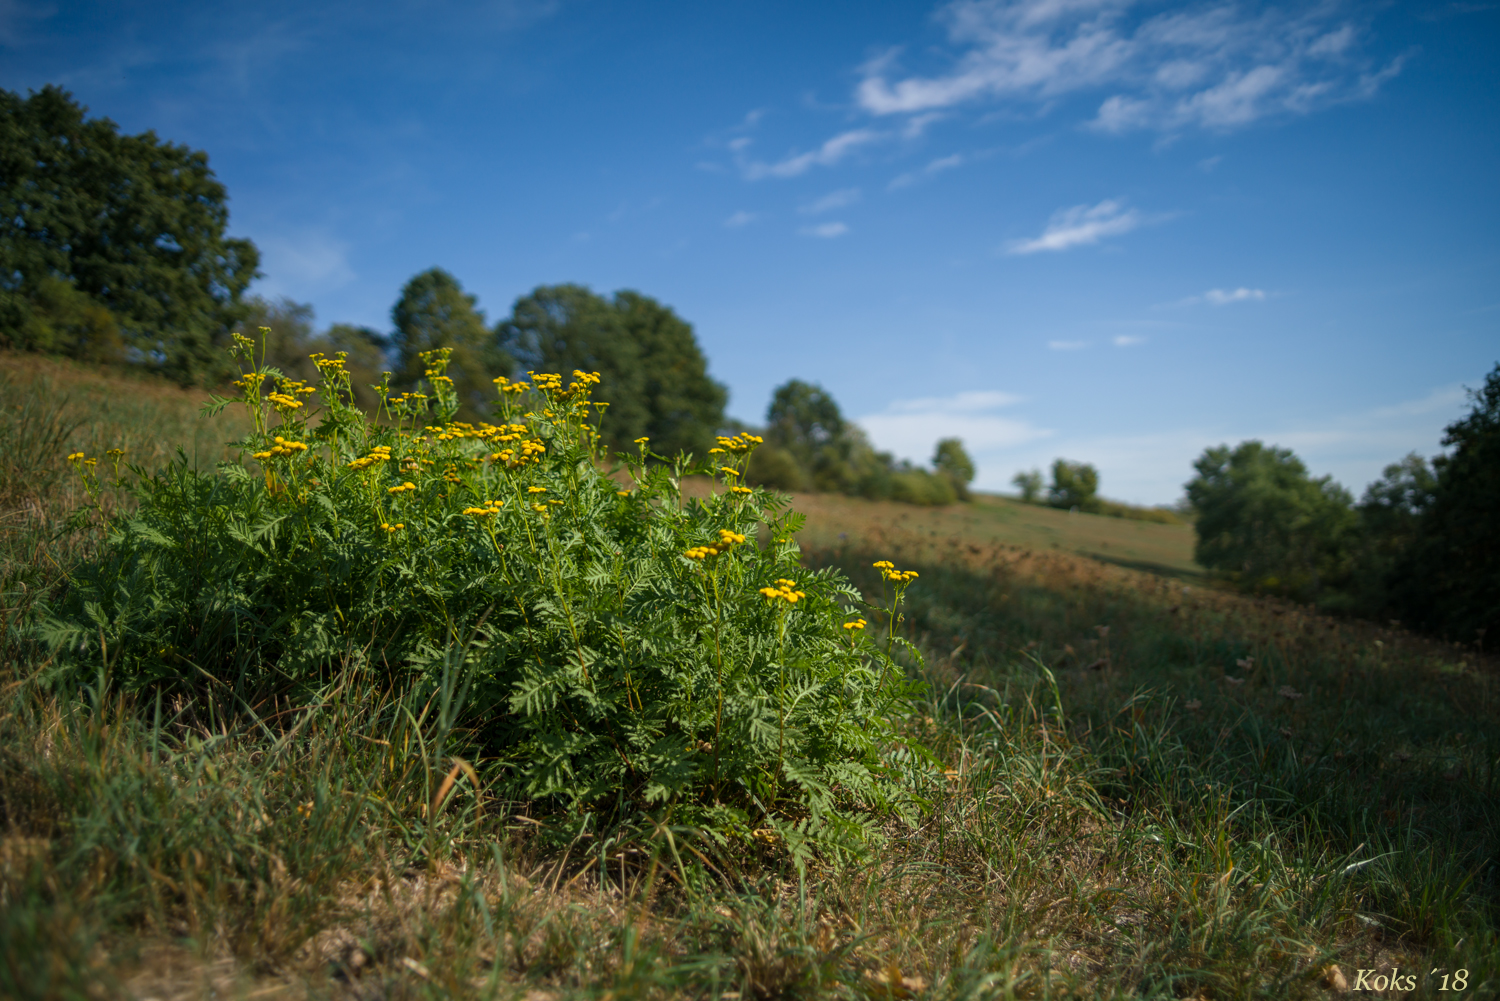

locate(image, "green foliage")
(38, 340), (925, 855)
(241, 296), (390, 411)
(393, 269), (512, 420)
(932, 437), (974, 498)
(755, 379), (959, 505)
(1047, 458), (1100, 511)
(1011, 468), (1043, 503)
(0, 85), (259, 384)
(500, 285), (727, 456)
(2, 275), (124, 363)
(1186, 441), (1357, 600)
(1387, 363), (1500, 643)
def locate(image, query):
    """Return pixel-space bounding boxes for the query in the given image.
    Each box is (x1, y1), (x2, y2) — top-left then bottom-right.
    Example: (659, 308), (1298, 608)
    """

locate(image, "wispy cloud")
(856, 0), (1404, 134)
(799, 221), (850, 238)
(255, 229), (356, 300)
(739, 128), (884, 180)
(800, 188), (861, 214)
(1113, 334), (1145, 346)
(888, 152), (966, 190)
(1170, 286), (1267, 306)
(1008, 198), (1144, 254)
(1048, 339), (1087, 350)
(858, 389), (1051, 474)
(723, 210), (757, 228)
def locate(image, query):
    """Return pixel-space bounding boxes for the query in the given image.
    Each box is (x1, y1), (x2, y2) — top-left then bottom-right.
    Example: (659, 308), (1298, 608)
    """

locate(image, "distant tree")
(765, 379), (856, 492)
(1012, 469), (1043, 504)
(0, 85), (260, 383)
(322, 323), (392, 411)
(1186, 441), (1357, 600)
(392, 269), (510, 420)
(933, 438), (975, 500)
(612, 290), (727, 458)
(500, 284), (648, 450)
(1344, 453), (1438, 616)
(1048, 459), (1100, 511)
(241, 296), (318, 380)
(1387, 363), (1500, 644)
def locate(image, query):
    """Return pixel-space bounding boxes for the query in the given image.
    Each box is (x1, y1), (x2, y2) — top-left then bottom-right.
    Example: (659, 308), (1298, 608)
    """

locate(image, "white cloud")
(723, 210), (757, 228)
(855, 0), (1402, 134)
(800, 221), (850, 238)
(888, 152), (967, 189)
(255, 229), (356, 300)
(740, 128), (884, 180)
(800, 188), (861, 214)
(1203, 287), (1266, 305)
(858, 389), (1052, 475)
(1048, 339), (1087, 350)
(1113, 334), (1145, 346)
(1008, 198), (1143, 254)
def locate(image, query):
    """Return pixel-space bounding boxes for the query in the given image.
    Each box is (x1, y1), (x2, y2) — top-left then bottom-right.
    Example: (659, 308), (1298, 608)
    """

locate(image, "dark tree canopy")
(1388, 363), (1500, 643)
(0, 85), (260, 383)
(392, 268), (510, 420)
(1186, 441), (1357, 599)
(933, 438), (975, 500)
(500, 284), (725, 455)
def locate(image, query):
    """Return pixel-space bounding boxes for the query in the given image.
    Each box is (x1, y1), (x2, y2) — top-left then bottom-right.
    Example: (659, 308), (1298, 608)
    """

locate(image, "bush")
(39, 335), (927, 857)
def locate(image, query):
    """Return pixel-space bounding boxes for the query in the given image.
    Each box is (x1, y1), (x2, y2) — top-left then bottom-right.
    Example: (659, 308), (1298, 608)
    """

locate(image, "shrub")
(39, 335), (928, 857)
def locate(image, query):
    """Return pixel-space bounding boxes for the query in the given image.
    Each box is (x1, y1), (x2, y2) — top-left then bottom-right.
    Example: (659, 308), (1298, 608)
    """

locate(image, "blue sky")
(4, 0), (1497, 503)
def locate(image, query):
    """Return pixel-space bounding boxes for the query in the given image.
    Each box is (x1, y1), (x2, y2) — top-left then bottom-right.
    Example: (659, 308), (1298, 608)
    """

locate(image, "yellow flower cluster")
(463, 499), (504, 518)
(684, 529), (746, 560)
(719, 466), (739, 478)
(530, 371), (564, 392)
(387, 481), (417, 495)
(759, 579), (806, 604)
(347, 444), (393, 471)
(105, 448), (125, 458)
(491, 437), (546, 467)
(527, 486), (548, 494)
(709, 432), (764, 455)
(308, 351), (348, 374)
(842, 618), (867, 631)
(267, 378), (315, 412)
(730, 485), (753, 495)
(380, 522), (405, 533)
(493, 376), (530, 396)
(560, 370), (601, 398)
(66, 451), (85, 463)
(253, 437), (310, 460)
(873, 561), (919, 583)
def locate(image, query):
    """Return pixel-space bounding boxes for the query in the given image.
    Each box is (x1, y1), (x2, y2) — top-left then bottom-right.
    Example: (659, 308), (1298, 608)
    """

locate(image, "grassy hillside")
(2, 352), (1496, 1000)
(790, 490), (1204, 579)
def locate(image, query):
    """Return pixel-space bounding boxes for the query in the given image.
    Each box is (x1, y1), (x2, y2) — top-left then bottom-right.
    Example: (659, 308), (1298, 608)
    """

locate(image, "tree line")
(1010, 460), (1184, 523)
(1183, 364), (1498, 646)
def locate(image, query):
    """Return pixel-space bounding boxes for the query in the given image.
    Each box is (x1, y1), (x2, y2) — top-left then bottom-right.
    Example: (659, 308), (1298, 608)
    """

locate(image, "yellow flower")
(528, 486), (548, 494)
(730, 485), (753, 495)
(634, 436), (650, 444)
(842, 619), (867, 631)
(719, 466), (739, 477)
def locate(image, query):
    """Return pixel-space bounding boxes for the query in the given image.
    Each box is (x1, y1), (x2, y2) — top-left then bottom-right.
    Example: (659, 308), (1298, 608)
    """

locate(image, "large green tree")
(0, 86), (260, 383)
(1387, 364), (1500, 644)
(499, 285), (726, 455)
(1186, 441), (1357, 600)
(392, 269), (510, 420)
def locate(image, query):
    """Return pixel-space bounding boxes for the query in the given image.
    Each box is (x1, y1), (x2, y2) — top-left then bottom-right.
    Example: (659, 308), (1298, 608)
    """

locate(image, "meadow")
(1, 350), (1496, 1001)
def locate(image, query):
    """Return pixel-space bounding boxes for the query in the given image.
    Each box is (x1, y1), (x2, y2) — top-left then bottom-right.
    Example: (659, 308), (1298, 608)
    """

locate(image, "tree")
(613, 291), (727, 458)
(500, 284), (648, 450)
(392, 269), (510, 420)
(1012, 469), (1043, 503)
(765, 379), (857, 492)
(1186, 441), (1357, 600)
(933, 438), (975, 500)
(1388, 364), (1500, 644)
(1048, 459), (1099, 511)
(0, 86), (260, 383)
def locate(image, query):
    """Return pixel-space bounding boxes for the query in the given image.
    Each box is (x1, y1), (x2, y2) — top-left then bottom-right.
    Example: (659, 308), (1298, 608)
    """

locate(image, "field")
(2, 352), (1497, 1001)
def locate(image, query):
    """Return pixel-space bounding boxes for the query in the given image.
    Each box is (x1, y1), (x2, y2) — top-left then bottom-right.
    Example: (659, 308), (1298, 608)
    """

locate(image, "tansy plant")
(40, 329), (931, 860)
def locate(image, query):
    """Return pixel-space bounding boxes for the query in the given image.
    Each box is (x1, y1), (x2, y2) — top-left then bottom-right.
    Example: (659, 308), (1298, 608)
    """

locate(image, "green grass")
(789, 491), (1204, 580)
(2, 351), (1497, 1000)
